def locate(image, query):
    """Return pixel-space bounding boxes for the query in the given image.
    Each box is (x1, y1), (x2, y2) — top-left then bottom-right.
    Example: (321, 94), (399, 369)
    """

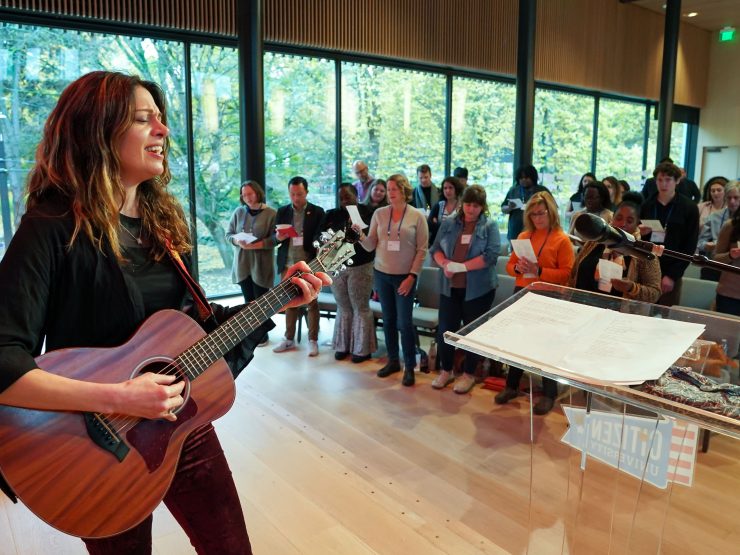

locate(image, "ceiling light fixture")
(686, 12), (698, 18)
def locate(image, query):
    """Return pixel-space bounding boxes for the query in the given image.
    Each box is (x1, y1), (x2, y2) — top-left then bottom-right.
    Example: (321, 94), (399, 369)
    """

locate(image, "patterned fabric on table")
(638, 366), (740, 419)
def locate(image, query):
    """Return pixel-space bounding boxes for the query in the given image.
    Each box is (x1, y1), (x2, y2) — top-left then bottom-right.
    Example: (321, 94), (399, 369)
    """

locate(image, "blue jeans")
(438, 288), (495, 374)
(374, 270), (417, 370)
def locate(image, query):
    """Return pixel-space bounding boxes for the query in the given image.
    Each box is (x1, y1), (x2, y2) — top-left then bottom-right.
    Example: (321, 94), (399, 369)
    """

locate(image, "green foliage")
(264, 53), (336, 210)
(596, 99), (645, 183)
(341, 63), (446, 186)
(533, 89), (595, 208)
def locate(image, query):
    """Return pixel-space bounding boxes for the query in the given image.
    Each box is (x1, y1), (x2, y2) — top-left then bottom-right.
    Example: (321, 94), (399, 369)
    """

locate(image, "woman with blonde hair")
(355, 173), (429, 386)
(497, 191), (574, 414)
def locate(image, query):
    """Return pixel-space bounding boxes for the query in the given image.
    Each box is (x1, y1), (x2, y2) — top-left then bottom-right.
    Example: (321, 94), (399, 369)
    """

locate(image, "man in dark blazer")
(273, 176), (326, 356)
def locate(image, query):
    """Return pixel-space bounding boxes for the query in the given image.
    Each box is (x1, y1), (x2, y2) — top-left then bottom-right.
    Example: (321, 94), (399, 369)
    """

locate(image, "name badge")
(292, 236), (304, 247)
(651, 230), (666, 244)
(387, 240), (401, 252)
(461, 234), (472, 245)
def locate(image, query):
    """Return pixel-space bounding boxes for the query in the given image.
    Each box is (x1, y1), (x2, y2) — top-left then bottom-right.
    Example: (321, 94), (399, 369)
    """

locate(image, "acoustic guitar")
(0, 231), (355, 538)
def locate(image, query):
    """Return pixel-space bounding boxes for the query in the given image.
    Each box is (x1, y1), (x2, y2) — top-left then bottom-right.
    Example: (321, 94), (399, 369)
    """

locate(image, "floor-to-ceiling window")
(596, 98), (646, 184)
(264, 52), (335, 210)
(0, 23), (188, 261)
(450, 76), (515, 224)
(533, 89), (595, 212)
(190, 44), (241, 296)
(341, 62), (446, 188)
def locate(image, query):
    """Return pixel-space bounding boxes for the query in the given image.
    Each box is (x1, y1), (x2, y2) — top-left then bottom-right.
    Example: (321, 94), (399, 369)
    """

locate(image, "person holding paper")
(568, 195), (661, 303)
(226, 181), (277, 344)
(320, 184), (376, 362)
(565, 172), (596, 219)
(639, 162), (699, 306)
(499, 191), (574, 414)
(273, 176), (326, 356)
(713, 210), (740, 315)
(568, 181), (613, 235)
(427, 176), (463, 245)
(355, 174), (429, 386)
(697, 181), (738, 281)
(429, 185), (500, 393)
(501, 164), (549, 244)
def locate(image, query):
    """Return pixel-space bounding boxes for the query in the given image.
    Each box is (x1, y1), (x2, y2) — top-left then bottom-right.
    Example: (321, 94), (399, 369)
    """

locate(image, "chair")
(496, 255), (509, 275)
(493, 274), (516, 306)
(683, 263), (702, 280)
(677, 277), (717, 311)
(412, 266), (441, 337)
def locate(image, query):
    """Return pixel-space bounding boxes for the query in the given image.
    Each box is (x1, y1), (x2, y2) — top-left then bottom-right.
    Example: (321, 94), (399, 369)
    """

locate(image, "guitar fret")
(180, 247), (338, 379)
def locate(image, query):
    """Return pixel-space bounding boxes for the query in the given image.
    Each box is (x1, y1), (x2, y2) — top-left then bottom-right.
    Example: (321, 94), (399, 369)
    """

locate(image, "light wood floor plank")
(1, 315), (739, 554)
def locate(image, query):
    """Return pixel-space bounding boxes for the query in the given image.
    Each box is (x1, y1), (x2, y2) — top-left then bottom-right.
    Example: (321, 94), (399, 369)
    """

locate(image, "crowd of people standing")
(224, 156), (738, 417)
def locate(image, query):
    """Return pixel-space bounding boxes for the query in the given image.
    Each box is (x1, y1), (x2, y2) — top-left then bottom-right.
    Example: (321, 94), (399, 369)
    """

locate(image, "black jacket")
(640, 193), (700, 281)
(0, 193), (272, 501)
(275, 201), (325, 272)
(319, 205), (374, 267)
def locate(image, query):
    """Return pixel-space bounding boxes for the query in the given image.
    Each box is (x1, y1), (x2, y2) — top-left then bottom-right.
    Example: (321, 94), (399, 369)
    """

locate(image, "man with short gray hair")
(352, 160), (375, 202)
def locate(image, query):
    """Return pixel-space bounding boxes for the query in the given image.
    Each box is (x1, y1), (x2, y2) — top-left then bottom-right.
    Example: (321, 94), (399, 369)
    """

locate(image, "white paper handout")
(640, 219), (664, 232)
(232, 232), (257, 244)
(510, 239), (538, 278)
(508, 198), (525, 210)
(446, 261), (467, 273)
(346, 205), (368, 229)
(457, 293), (705, 384)
(597, 258), (623, 292)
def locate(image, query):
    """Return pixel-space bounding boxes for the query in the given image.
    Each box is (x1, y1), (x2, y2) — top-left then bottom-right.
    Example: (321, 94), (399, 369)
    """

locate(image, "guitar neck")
(176, 259), (325, 379)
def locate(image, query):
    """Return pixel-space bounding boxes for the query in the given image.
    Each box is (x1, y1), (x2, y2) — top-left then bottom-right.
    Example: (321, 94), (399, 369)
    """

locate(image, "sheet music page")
(458, 294), (704, 384)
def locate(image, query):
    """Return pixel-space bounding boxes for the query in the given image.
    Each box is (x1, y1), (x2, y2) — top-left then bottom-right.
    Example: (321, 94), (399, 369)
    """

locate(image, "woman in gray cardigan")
(226, 181), (277, 343)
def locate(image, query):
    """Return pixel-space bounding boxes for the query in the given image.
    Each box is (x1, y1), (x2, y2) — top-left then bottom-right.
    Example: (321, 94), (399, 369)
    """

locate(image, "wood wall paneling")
(0, 0), (710, 106)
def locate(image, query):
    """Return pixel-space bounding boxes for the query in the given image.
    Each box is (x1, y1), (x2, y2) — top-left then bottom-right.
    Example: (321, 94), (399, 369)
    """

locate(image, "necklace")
(119, 221), (143, 245)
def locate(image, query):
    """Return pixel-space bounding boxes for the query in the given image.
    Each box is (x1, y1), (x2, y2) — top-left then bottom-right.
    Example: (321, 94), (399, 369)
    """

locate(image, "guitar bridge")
(84, 412), (130, 462)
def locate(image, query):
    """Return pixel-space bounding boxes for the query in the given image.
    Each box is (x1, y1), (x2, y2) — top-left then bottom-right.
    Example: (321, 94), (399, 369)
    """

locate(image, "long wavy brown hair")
(26, 70), (191, 261)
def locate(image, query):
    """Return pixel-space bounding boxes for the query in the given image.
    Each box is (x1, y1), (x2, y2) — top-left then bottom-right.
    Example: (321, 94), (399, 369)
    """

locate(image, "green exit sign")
(719, 27), (735, 42)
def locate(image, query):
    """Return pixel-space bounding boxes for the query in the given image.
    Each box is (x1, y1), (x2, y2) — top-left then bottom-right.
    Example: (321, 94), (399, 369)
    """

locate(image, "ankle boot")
(377, 360), (401, 377)
(402, 367), (415, 386)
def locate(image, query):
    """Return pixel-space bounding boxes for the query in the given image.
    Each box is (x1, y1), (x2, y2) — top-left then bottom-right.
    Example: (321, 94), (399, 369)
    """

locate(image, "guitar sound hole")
(131, 357), (191, 417)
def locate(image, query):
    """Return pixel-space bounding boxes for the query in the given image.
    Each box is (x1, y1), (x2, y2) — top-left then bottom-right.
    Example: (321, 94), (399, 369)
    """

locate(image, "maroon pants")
(83, 424), (251, 555)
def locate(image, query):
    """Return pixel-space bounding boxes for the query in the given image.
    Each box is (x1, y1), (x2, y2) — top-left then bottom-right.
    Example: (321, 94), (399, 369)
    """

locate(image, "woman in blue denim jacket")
(429, 185), (501, 393)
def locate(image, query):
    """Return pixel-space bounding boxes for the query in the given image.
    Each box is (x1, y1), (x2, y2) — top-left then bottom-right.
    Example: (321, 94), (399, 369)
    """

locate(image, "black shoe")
(533, 396), (555, 415)
(494, 387), (518, 405)
(351, 354), (371, 363)
(376, 360), (401, 377)
(402, 368), (415, 387)
(334, 351), (349, 361)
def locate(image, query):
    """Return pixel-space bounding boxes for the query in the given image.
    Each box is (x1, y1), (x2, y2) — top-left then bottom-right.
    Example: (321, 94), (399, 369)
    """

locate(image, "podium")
(445, 283), (740, 555)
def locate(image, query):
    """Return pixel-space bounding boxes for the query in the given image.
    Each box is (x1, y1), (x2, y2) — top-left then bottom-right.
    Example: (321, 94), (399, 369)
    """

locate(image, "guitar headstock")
(313, 230), (356, 276)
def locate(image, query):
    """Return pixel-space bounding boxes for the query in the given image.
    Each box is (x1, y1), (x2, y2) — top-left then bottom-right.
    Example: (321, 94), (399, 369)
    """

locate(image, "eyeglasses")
(530, 210), (548, 217)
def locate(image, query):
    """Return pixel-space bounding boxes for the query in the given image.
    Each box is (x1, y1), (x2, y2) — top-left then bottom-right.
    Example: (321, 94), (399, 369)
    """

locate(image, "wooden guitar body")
(0, 309), (235, 538)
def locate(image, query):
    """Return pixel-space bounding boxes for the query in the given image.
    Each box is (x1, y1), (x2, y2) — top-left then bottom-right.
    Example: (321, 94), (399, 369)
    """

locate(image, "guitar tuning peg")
(313, 240), (320, 249)
(339, 264), (347, 272)
(345, 259), (353, 266)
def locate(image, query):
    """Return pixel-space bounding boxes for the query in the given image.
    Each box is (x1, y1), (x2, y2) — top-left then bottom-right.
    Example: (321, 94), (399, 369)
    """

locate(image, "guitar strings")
(106, 254), (332, 435)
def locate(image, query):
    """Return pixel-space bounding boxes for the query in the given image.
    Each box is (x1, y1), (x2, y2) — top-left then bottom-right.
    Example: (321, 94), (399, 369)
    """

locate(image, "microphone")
(573, 212), (656, 260)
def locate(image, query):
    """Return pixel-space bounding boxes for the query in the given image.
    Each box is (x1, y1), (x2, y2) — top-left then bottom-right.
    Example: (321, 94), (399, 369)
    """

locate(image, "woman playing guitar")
(0, 71), (330, 553)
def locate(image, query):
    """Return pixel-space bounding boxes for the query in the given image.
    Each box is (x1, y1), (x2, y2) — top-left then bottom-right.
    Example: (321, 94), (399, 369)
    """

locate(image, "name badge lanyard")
(654, 203), (675, 235)
(244, 207), (259, 234)
(387, 205), (407, 239)
(535, 229), (551, 260)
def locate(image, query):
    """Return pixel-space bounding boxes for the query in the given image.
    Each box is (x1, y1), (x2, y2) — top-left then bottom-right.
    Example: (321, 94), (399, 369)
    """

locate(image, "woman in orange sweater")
(497, 191), (575, 414)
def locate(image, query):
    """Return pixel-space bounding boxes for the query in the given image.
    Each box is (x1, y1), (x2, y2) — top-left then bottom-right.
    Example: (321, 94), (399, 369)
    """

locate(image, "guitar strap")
(166, 242), (215, 323)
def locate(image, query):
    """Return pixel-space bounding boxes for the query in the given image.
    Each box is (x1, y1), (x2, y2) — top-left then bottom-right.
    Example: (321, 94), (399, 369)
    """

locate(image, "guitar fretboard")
(175, 259), (326, 379)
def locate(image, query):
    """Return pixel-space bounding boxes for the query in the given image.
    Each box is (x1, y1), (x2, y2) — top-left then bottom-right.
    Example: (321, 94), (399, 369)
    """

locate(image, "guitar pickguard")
(126, 398), (198, 473)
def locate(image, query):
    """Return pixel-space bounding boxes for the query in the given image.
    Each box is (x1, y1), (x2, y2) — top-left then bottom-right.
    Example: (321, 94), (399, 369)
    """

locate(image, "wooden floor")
(1, 315), (739, 554)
